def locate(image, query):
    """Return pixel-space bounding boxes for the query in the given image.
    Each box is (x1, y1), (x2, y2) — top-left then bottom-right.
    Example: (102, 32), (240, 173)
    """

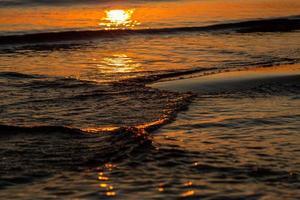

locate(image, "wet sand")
(150, 64), (300, 94)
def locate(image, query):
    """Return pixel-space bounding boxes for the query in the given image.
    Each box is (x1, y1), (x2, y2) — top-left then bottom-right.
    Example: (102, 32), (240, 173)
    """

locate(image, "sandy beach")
(150, 64), (300, 94)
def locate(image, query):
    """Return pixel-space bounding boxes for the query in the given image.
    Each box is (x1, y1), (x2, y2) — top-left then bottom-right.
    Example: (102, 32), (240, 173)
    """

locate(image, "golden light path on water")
(98, 163), (117, 197)
(99, 9), (140, 30)
(96, 54), (141, 73)
(96, 9), (142, 74)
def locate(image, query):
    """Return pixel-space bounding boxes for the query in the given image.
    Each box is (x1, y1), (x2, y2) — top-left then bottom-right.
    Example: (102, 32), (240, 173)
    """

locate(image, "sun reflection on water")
(100, 9), (140, 30)
(98, 163), (117, 197)
(181, 190), (195, 197)
(97, 54), (141, 73)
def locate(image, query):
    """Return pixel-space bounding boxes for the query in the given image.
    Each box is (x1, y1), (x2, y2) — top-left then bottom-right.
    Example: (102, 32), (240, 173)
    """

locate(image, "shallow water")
(1, 0), (300, 199)
(1, 72), (299, 199)
(153, 95), (300, 199)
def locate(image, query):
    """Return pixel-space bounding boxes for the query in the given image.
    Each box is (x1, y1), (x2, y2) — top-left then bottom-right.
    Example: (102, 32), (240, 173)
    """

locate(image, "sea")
(0, 0), (300, 199)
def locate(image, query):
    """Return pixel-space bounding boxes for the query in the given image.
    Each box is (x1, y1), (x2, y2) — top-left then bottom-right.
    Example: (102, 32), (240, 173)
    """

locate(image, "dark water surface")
(0, 0), (300, 199)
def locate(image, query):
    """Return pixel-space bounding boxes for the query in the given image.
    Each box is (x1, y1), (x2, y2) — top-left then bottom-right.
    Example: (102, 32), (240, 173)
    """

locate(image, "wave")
(0, 123), (154, 189)
(0, 124), (85, 136)
(0, 112), (180, 137)
(0, 71), (41, 79)
(1, 16), (299, 45)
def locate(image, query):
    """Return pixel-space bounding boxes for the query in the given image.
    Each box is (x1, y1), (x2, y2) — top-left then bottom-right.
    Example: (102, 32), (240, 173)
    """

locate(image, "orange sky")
(0, 0), (299, 33)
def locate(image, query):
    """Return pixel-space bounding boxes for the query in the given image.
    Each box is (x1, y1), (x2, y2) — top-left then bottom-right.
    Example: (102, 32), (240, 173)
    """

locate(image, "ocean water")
(0, 0), (300, 199)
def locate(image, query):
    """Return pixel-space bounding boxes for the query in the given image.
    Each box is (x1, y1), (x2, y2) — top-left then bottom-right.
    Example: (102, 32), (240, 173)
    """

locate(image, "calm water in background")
(0, 0), (300, 199)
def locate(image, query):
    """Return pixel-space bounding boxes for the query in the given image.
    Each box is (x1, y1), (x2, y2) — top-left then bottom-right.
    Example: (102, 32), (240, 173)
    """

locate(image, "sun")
(100, 9), (140, 30)
(105, 10), (132, 24)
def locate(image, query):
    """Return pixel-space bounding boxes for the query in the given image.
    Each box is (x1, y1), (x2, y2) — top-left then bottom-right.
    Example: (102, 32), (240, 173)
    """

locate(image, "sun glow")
(100, 9), (140, 29)
(106, 10), (131, 24)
